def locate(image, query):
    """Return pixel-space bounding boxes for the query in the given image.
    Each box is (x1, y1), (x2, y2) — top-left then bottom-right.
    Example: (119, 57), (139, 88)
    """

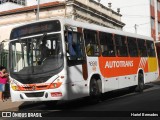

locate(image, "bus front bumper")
(10, 85), (68, 102)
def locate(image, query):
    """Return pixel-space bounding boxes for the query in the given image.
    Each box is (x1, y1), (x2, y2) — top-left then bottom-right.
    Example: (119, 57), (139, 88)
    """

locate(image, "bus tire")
(43, 101), (58, 107)
(136, 73), (144, 93)
(89, 77), (101, 103)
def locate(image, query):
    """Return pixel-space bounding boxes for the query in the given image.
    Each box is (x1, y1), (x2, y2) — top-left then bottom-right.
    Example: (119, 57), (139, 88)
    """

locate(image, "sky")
(98, 0), (151, 36)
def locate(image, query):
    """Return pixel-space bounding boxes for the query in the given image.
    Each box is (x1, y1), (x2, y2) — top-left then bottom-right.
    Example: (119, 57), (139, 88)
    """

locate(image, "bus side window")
(99, 32), (115, 57)
(65, 31), (85, 65)
(72, 32), (83, 58)
(146, 41), (156, 57)
(84, 29), (100, 56)
(137, 39), (148, 57)
(127, 37), (138, 57)
(115, 35), (128, 57)
(68, 32), (77, 58)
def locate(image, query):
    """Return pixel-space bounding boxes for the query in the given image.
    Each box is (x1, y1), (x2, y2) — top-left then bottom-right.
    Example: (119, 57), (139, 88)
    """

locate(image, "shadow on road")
(18, 84), (154, 111)
(18, 83), (160, 118)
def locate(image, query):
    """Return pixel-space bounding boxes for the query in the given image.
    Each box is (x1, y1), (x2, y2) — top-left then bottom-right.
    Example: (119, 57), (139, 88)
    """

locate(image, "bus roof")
(11, 17), (153, 41)
(61, 18), (153, 41)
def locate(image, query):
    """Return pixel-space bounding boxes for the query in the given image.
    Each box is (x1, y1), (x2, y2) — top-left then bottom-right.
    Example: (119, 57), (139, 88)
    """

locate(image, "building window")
(151, 18), (155, 29)
(151, 0), (154, 6)
(158, 1), (160, 11)
(158, 22), (160, 32)
(0, 0), (26, 6)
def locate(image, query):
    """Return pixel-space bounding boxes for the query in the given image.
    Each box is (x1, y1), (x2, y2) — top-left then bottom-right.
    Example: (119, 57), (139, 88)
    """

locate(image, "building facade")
(0, 0), (125, 41)
(151, 0), (160, 73)
(150, 0), (160, 41)
(0, 0), (125, 68)
(0, 0), (26, 11)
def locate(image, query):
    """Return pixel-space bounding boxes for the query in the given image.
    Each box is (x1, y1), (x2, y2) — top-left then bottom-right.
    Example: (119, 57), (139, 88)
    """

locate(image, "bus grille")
(25, 92), (44, 97)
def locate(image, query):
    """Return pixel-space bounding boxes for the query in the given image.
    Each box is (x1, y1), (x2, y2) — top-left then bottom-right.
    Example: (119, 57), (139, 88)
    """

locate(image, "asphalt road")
(15, 81), (160, 119)
(2, 81), (159, 120)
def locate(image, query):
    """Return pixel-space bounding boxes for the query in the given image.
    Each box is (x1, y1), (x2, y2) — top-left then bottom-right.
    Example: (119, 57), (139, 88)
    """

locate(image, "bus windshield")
(9, 33), (63, 83)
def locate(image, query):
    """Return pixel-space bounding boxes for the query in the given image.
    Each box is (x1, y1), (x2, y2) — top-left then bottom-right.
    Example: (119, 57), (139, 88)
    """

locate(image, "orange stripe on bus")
(99, 57), (142, 78)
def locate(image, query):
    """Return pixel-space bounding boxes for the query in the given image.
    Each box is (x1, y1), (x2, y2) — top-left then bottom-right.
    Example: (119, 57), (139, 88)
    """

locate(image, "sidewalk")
(0, 99), (42, 111)
(0, 80), (160, 111)
(0, 99), (23, 111)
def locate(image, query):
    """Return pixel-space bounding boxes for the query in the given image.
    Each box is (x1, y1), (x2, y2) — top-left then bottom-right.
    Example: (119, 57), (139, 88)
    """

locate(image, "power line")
(122, 14), (150, 18)
(138, 22), (150, 26)
(124, 22), (150, 29)
(112, 4), (148, 9)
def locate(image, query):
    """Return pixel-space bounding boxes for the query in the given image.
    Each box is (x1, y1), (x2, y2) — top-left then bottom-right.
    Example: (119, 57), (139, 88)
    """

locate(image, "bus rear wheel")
(136, 73), (144, 93)
(89, 78), (101, 103)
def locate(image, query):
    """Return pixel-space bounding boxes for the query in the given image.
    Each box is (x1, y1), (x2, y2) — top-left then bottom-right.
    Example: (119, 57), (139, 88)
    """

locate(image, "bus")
(9, 18), (159, 104)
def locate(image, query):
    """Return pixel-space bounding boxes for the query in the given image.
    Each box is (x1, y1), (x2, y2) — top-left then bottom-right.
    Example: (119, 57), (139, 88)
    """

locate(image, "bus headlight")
(53, 83), (57, 88)
(11, 85), (19, 91)
(48, 82), (62, 89)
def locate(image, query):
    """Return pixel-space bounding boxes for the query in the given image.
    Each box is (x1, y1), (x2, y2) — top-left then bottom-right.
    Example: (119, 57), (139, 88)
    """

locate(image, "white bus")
(9, 18), (159, 104)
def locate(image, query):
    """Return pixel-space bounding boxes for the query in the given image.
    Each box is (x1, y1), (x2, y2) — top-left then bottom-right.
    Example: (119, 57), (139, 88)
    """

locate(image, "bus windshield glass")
(9, 33), (63, 76)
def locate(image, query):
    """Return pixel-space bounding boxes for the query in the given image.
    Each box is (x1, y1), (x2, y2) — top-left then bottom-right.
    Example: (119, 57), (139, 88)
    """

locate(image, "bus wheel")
(43, 101), (58, 107)
(89, 78), (101, 103)
(136, 73), (144, 93)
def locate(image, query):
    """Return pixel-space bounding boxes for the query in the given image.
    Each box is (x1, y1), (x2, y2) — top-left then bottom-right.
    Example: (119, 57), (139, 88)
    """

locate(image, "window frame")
(137, 39), (148, 57)
(83, 29), (100, 57)
(151, 18), (155, 29)
(127, 37), (139, 57)
(146, 40), (156, 57)
(65, 30), (86, 66)
(114, 34), (128, 57)
(0, 0), (26, 5)
(99, 32), (116, 57)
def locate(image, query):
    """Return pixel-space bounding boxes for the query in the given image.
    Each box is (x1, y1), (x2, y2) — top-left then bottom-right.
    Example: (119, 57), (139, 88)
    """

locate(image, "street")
(15, 81), (160, 118)
(1, 81), (160, 120)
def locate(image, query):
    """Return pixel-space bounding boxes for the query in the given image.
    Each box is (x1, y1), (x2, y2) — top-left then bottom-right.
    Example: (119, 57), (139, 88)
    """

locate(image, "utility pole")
(134, 24), (138, 34)
(36, 0), (40, 20)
